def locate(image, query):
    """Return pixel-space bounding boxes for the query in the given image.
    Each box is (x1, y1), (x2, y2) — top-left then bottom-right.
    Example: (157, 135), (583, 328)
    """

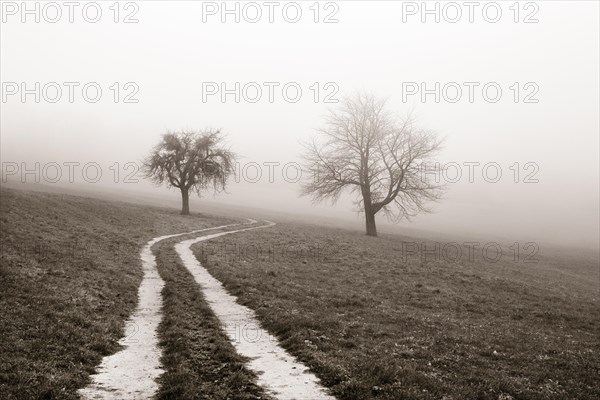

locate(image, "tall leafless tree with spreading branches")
(144, 130), (235, 215)
(301, 93), (444, 237)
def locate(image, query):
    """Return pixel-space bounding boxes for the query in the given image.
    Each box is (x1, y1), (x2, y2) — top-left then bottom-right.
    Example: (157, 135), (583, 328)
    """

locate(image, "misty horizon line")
(2, 178), (598, 255)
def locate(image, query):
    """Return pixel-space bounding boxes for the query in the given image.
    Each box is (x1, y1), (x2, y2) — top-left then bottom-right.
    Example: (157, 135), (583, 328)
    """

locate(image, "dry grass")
(195, 222), (600, 400)
(0, 187), (233, 399)
(2, 187), (598, 399)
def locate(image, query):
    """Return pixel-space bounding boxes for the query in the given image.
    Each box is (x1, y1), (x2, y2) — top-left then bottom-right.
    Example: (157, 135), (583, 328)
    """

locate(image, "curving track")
(79, 219), (333, 400)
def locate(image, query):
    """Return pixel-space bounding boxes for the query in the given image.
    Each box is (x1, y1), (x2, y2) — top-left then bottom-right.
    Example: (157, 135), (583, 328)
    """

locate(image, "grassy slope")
(2, 186), (598, 399)
(0, 187), (264, 399)
(195, 223), (600, 400)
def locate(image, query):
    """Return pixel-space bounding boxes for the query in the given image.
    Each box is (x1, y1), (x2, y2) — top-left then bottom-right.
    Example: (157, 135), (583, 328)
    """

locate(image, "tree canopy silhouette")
(144, 130), (235, 215)
(301, 93), (444, 236)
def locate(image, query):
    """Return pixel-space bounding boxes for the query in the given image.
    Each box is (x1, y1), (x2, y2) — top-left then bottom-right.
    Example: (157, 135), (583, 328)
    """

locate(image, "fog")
(1, 1), (598, 249)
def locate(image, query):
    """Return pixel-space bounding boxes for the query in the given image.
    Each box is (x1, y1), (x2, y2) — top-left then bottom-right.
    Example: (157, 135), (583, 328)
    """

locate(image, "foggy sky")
(1, 1), (598, 249)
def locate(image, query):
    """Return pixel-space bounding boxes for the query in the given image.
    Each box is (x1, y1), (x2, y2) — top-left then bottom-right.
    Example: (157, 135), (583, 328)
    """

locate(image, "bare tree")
(301, 93), (444, 237)
(144, 130), (235, 215)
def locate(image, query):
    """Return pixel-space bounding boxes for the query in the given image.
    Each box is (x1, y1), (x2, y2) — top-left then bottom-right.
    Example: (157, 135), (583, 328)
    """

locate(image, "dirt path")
(176, 221), (335, 400)
(78, 223), (239, 400)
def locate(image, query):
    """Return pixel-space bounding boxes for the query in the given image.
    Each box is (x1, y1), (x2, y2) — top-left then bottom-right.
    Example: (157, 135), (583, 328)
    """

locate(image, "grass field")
(195, 223), (600, 399)
(0, 187), (240, 399)
(1, 187), (598, 399)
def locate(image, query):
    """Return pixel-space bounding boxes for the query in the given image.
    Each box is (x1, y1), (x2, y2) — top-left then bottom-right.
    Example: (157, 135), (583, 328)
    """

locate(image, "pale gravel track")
(78, 222), (241, 400)
(176, 220), (335, 400)
(79, 218), (334, 399)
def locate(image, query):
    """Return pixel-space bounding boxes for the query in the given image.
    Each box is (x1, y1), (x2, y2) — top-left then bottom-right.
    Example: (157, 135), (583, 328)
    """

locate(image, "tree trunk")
(181, 187), (190, 215)
(365, 207), (377, 237)
(361, 185), (378, 237)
